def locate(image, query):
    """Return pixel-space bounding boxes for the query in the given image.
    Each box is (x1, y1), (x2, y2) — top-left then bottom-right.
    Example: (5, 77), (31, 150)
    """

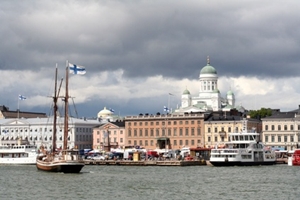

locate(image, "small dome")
(200, 64), (217, 74)
(183, 89), (190, 95)
(97, 107), (112, 118)
(213, 89), (220, 93)
(227, 90), (234, 95)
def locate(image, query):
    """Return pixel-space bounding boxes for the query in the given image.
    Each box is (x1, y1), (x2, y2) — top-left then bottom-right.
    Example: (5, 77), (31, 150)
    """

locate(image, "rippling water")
(0, 164), (298, 200)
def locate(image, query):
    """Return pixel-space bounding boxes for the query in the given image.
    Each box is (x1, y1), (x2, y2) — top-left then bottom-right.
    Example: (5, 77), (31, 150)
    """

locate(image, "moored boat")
(0, 140), (37, 165)
(209, 119), (276, 166)
(36, 62), (84, 173)
(291, 149), (300, 166)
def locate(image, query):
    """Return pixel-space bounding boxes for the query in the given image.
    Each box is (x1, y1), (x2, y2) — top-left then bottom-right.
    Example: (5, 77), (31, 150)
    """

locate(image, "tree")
(249, 108), (272, 119)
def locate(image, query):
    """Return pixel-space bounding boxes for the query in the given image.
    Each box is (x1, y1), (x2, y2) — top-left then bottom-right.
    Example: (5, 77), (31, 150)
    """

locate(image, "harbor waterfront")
(0, 165), (298, 200)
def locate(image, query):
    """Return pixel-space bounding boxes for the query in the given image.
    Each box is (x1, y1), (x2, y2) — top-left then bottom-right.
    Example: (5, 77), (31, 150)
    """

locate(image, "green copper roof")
(227, 90), (234, 95)
(183, 89), (190, 95)
(200, 64), (217, 74)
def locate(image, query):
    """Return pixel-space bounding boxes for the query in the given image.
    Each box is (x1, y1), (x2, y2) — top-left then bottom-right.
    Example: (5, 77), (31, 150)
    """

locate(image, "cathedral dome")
(200, 64), (217, 74)
(97, 107), (113, 118)
(183, 89), (190, 95)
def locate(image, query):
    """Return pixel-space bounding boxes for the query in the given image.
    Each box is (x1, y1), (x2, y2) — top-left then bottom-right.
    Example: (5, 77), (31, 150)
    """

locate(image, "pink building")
(92, 121), (125, 151)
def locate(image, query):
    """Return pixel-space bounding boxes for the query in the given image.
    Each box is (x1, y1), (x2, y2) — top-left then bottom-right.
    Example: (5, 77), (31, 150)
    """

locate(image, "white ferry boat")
(0, 140), (37, 165)
(209, 121), (276, 166)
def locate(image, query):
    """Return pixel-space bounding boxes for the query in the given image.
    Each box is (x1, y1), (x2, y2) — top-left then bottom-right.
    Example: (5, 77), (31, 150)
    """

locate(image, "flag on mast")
(19, 95), (26, 100)
(69, 63), (86, 75)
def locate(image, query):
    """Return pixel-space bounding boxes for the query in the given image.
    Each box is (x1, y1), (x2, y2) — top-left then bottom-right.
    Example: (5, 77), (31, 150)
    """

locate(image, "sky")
(1, 0), (300, 118)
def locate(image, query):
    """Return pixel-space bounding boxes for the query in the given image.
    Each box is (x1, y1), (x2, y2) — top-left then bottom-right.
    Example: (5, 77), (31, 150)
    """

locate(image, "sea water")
(0, 164), (298, 200)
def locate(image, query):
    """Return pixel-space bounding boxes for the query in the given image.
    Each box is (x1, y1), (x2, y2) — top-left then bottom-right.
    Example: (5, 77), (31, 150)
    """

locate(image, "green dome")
(227, 90), (234, 95)
(183, 89), (190, 95)
(200, 64), (217, 74)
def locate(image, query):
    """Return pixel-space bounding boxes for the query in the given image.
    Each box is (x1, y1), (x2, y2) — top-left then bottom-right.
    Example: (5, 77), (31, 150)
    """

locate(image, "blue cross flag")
(163, 106), (169, 113)
(69, 63), (86, 75)
(19, 95), (26, 100)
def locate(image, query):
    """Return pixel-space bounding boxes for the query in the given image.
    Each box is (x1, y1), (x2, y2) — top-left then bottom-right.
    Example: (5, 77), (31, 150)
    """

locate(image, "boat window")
(245, 135), (249, 140)
(235, 136), (239, 141)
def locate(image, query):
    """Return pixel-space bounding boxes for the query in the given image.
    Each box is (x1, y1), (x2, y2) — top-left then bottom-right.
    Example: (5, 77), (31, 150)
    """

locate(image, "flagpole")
(17, 95), (20, 123)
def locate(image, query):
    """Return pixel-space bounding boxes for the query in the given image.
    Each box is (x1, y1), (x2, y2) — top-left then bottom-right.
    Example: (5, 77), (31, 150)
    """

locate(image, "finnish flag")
(69, 63), (86, 75)
(163, 106), (169, 113)
(19, 95), (26, 100)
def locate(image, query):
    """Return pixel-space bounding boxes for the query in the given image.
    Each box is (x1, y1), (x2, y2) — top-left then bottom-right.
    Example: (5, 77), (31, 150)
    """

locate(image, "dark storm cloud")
(1, 0), (300, 80)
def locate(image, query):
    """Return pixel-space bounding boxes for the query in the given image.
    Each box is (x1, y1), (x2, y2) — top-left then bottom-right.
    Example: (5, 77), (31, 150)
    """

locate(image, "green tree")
(249, 108), (272, 119)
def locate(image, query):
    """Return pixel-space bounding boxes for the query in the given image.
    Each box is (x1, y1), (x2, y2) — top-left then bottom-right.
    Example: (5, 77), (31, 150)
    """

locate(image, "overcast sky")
(1, 0), (300, 118)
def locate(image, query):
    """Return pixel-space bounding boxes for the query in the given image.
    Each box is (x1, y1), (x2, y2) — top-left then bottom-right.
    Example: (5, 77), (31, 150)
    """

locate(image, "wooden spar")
(63, 61), (69, 150)
(52, 65), (63, 154)
(52, 66), (58, 154)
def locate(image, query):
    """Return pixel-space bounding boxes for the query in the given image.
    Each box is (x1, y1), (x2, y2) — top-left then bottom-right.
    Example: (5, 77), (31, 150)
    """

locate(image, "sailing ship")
(36, 62), (85, 173)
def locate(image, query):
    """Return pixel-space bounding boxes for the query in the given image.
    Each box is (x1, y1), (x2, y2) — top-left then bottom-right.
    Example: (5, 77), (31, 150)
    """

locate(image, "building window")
(208, 136), (211, 142)
(208, 127), (211, 133)
(228, 127), (231, 133)
(185, 128), (189, 136)
(214, 127), (218, 133)
(173, 128), (177, 136)
(139, 140), (143, 146)
(139, 122), (142, 126)
(134, 122), (137, 126)
(150, 129), (154, 136)
(128, 130), (132, 137)
(284, 136), (287, 142)
(284, 125), (287, 131)
(150, 140), (153, 146)
(145, 140), (148, 146)
(185, 140), (189, 146)
(120, 138), (123, 143)
(197, 128), (201, 136)
(145, 122), (148, 126)
(134, 140), (137, 145)
(156, 129), (159, 136)
(191, 121), (194, 125)
(191, 140), (194, 146)
(162, 128), (165, 136)
(97, 131), (100, 135)
(185, 121), (189, 125)
(271, 136), (275, 142)
(179, 129), (183, 136)
(265, 125), (268, 131)
(145, 129), (148, 137)
(150, 122), (154, 126)
(278, 125), (281, 131)
(179, 140), (183, 146)
(139, 129), (143, 137)
(174, 140), (177, 146)
(191, 128), (195, 136)
(168, 129), (171, 136)
(173, 121), (177, 125)
(278, 136), (281, 142)
(134, 129), (137, 137)
(291, 125), (294, 131)
(156, 122), (159, 125)
(291, 135), (294, 142)
(128, 140), (131, 145)
(215, 136), (217, 142)
(265, 135), (268, 142)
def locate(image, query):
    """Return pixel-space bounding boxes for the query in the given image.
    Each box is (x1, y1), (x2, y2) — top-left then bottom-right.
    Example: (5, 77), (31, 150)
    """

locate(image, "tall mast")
(63, 61), (69, 150)
(52, 65), (58, 154)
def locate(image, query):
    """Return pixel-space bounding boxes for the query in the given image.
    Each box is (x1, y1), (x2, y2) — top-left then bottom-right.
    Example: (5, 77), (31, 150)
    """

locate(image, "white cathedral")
(175, 57), (241, 113)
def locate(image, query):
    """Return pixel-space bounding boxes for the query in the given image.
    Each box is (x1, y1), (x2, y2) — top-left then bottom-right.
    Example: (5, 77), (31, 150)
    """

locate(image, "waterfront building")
(93, 120), (125, 151)
(262, 107), (300, 151)
(124, 112), (208, 150)
(0, 117), (101, 150)
(204, 111), (261, 148)
(175, 57), (239, 113)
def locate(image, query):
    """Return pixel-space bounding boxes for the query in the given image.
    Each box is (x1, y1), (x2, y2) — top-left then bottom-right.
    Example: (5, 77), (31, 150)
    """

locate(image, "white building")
(0, 117), (102, 150)
(175, 57), (236, 113)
